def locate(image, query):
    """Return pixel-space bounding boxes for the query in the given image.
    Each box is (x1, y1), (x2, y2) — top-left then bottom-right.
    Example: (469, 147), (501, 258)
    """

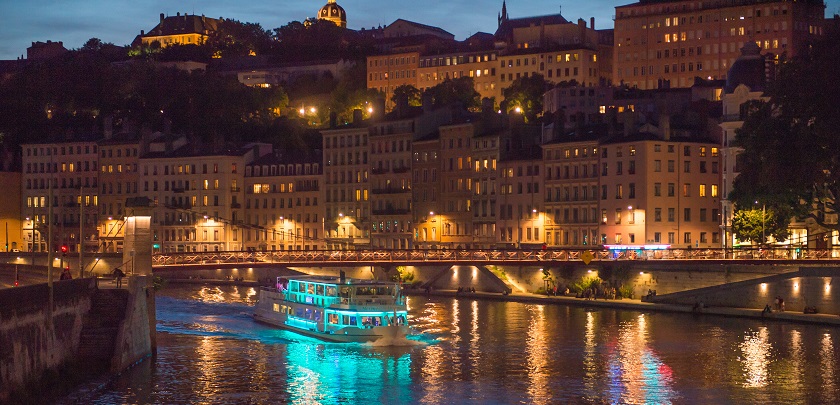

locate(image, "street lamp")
(756, 201), (765, 246)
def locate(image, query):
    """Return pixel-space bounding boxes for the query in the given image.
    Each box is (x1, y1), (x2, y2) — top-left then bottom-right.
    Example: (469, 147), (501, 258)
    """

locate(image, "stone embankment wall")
(113, 276), (155, 372)
(485, 262), (796, 297)
(0, 278), (94, 402)
(653, 268), (840, 314)
(0, 277), (153, 402)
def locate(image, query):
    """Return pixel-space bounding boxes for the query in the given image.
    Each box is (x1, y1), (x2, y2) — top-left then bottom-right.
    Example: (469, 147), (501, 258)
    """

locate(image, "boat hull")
(253, 307), (410, 343)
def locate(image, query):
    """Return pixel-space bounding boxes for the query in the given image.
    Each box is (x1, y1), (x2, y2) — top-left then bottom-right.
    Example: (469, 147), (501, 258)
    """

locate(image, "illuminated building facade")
(435, 123), (478, 249)
(138, 13), (220, 48)
(244, 153), (323, 251)
(368, 118), (414, 249)
(21, 139), (99, 253)
(613, 0), (825, 89)
(542, 136), (601, 247)
(598, 137), (721, 248)
(321, 126), (371, 249)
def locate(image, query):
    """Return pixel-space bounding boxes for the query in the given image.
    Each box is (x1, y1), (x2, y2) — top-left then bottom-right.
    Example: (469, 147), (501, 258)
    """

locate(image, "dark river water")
(85, 285), (840, 404)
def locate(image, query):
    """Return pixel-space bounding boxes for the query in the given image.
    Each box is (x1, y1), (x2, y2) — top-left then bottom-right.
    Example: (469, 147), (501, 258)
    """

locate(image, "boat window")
(295, 307), (305, 318)
(361, 316), (382, 327)
(316, 284), (324, 296)
(307, 284), (315, 294)
(297, 282), (305, 293)
(314, 310), (322, 322)
(340, 286), (352, 297)
(326, 286), (337, 296)
(328, 313), (339, 324)
(349, 315), (357, 326)
(357, 287), (373, 295)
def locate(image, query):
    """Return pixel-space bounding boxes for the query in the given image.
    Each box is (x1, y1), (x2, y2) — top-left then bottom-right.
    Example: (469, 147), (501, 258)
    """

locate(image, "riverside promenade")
(408, 288), (840, 327)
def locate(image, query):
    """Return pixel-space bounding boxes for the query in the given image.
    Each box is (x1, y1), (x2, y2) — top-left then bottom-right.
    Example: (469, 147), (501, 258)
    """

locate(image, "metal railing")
(151, 247), (838, 267)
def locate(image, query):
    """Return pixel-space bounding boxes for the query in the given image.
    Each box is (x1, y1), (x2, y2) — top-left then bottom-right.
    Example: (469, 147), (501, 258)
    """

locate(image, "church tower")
(498, 0), (509, 27)
(318, 0), (347, 28)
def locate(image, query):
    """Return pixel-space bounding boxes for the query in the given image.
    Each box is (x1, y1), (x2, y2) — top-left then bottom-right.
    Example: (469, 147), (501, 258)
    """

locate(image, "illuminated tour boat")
(254, 274), (410, 343)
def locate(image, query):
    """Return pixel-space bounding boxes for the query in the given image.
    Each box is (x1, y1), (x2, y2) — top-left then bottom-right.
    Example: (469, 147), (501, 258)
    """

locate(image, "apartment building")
(411, 135), (441, 249)
(542, 132), (602, 247)
(139, 139), (272, 253)
(98, 132), (142, 252)
(321, 126), (371, 249)
(435, 122), (478, 249)
(369, 118), (414, 249)
(21, 137), (99, 253)
(598, 135), (721, 248)
(243, 153), (323, 251)
(613, 0), (825, 89)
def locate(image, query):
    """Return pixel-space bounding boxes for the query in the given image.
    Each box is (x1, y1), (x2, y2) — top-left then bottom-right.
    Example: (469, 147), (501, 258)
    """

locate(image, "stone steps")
(76, 289), (129, 371)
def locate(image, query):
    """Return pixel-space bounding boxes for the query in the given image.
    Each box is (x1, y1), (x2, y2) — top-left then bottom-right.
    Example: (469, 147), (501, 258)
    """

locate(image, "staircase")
(77, 288), (129, 373)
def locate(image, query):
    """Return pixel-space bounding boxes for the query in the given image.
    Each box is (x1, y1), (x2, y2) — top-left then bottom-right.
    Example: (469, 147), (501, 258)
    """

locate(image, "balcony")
(371, 208), (411, 216)
(392, 166), (410, 174)
(371, 187), (411, 195)
(371, 167), (388, 175)
(231, 186), (241, 192)
(230, 202), (242, 209)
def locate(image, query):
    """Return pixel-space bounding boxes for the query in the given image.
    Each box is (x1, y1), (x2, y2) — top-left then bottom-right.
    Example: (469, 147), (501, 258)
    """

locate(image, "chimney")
(396, 93), (409, 118)
(103, 115), (113, 139)
(141, 30), (145, 36)
(375, 98), (386, 121)
(591, 17), (595, 29)
(176, 12), (180, 17)
(160, 13), (165, 23)
(422, 92), (433, 113)
(659, 114), (671, 140)
(353, 109), (363, 124)
(623, 111), (637, 137)
(481, 97), (494, 114)
(329, 111), (337, 128)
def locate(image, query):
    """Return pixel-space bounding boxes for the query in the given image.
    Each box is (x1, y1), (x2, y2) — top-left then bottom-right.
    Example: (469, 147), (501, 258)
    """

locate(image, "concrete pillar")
(123, 205), (153, 276)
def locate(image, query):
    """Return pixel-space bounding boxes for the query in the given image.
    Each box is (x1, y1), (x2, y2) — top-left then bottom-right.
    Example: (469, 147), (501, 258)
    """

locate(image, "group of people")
(577, 286), (619, 300)
(456, 286), (476, 294)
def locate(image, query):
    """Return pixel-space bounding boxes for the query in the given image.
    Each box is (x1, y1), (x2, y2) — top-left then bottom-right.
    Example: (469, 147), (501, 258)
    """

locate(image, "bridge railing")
(151, 247), (838, 266)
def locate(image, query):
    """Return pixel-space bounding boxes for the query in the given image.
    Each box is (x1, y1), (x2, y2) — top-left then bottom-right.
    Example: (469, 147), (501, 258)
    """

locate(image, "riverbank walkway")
(408, 288), (840, 327)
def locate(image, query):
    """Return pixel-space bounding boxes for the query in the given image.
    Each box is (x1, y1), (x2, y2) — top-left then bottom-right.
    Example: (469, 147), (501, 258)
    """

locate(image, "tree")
(391, 84), (421, 107)
(731, 207), (789, 245)
(502, 73), (551, 122)
(425, 77), (480, 110)
(730, 30), (840, 232)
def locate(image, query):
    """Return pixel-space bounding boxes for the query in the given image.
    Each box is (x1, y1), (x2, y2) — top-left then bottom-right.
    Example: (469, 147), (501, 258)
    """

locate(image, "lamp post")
(755, 201), (765, 247)
(429, 211), (437, 249)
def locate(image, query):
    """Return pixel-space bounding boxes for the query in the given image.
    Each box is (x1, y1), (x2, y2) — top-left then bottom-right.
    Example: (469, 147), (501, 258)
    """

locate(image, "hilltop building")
(613, 0), (825, 89)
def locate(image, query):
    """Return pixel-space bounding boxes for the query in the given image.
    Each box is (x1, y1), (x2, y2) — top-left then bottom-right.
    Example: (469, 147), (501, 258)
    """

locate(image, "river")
(84, 284), (840, 404)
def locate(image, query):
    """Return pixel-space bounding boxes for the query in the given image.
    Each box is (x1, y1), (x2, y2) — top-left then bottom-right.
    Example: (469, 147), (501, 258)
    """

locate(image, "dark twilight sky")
(1, 0), (837, 60)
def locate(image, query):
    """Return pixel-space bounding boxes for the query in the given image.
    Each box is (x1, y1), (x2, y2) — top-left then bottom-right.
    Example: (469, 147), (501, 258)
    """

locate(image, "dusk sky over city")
(3, 0), (835, 60)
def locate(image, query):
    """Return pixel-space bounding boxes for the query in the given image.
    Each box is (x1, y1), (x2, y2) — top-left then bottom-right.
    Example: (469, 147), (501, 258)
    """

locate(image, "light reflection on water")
(87, 286), (840, 404)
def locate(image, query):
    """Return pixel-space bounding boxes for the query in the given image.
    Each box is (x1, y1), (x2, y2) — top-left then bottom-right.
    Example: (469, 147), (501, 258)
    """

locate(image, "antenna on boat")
(340, 270), (346, 284)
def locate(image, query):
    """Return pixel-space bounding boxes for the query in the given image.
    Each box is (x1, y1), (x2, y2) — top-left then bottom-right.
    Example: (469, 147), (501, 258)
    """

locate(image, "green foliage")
(391, 84), (422, 107)
(570, 275), (602, 294)
(618, 285), (635, 299)
(425, 77), (481, 110)
(731, 30), (840, 231)
(0, 51), (289, 148)
(731, 206), (789, 245)
(502, 73), (550, 122)
(487, 265), (508, 281)
(391, 266), (415, 283)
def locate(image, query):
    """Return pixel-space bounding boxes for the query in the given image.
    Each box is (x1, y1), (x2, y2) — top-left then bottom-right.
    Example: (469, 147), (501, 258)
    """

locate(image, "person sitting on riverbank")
(762, 304), (772, 317)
